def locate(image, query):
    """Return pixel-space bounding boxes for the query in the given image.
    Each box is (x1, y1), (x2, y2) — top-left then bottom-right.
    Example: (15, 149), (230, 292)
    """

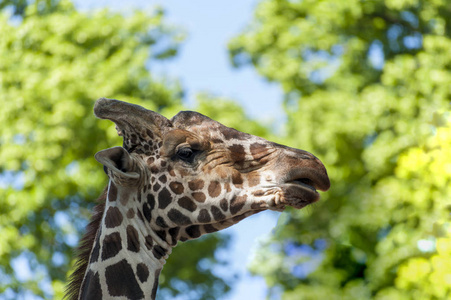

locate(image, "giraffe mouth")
(280, 171), (329, 208)
(289, 178), (318, 192)
(285, 179), (320, 201)
(280, 182), (320, 209)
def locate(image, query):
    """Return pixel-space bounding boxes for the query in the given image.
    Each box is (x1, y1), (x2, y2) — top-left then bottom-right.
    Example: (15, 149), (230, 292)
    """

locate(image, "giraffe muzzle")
(275, 149), (330, 208)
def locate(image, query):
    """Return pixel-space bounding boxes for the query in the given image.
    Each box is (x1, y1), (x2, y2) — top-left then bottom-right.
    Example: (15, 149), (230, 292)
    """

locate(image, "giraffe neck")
(79, 181), (172, 300)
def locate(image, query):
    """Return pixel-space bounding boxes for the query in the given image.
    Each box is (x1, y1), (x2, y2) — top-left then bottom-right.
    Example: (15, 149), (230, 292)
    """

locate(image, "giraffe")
(65, 98), (330, 300)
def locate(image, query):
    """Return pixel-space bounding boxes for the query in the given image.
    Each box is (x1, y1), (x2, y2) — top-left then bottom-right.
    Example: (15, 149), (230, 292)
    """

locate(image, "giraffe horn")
(94, 98), (172, 130)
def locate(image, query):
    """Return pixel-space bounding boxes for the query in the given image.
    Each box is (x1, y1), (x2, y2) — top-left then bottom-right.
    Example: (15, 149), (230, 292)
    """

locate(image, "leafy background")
(1, 0), (450, 299)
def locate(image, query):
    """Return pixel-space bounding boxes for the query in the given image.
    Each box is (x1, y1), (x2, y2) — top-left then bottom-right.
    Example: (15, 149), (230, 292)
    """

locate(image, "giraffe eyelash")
(175, 147), (201, 163)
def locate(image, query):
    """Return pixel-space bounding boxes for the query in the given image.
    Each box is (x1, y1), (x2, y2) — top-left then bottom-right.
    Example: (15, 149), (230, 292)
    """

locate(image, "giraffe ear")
(95, 147), (140, 184)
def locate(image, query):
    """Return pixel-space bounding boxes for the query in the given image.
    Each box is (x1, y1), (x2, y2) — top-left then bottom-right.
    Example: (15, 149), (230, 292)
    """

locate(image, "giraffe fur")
(65, 98), (330, 300)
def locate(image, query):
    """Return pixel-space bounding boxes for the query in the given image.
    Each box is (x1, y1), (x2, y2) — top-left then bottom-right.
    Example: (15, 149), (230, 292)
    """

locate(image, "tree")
(230, 0), (451, 298)
(0, 1), (261, 299)
(0, 0), (64, 17)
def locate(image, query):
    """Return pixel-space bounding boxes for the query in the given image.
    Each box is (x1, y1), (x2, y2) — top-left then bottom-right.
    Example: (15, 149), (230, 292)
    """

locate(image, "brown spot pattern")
(126, 225), (140, 253)
(153, 182), (161, 192)
(101, 232), (122, 260)
(211, 205), (226, 221)
(126, 208), (135, 219)
(178, 197), (197, 212)
(232, 171), (243, 186)
(208, 181), (221, 198)
(136, 263), (149, 283)
(142, 203), (152, 222)
(168, 209), (191, 226)
(230, 195), (247, 215)
(158, 175), (167, 183)
(248, 174), (261, 187)
(197, 209), (211, 223)
(251, 201), (266, 209)
(169, 181), (184, 194)
(152, 245), (166, 260)
(220, 198), (228, 212)
(105, 207), (123, 228)
(108, 183), (117, 202)
(145, 235), (153, 250)
(156, 230), (166, 241)
(147, 157), (155, 165)
(192, 192), (206, 203)
(250, 143), (268, 158)
(186, 225), (201, 239)
(156, 216), (169, 228)
(188, 179), (204, 191)
(150, 165), (159, 173)
(79, 270), (102, 299)
(229, 144), (246, 163)
(158, 188), (172, 209)
(168, 227), (180, 245)
(147, 193), (156, 210)
(105, 259), (144, 298)
(168, 166), (176, 177)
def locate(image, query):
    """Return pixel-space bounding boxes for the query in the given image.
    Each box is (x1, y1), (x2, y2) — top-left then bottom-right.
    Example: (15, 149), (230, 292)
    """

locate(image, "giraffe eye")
(176, 147), (197, 163)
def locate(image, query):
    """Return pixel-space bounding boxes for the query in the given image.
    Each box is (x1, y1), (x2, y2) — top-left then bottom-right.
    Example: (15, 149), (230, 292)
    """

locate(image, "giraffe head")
(66, 98), (330, 300)
(94, 98), (330, 243)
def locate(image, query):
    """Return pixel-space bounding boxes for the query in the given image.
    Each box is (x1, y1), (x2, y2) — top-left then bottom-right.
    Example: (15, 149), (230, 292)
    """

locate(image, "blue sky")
(72, 1), (285, 299)
(76, 0), (285, 123)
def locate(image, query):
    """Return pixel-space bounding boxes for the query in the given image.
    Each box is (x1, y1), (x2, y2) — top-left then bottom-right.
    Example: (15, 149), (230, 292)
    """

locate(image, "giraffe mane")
(64, 187), (108, 300)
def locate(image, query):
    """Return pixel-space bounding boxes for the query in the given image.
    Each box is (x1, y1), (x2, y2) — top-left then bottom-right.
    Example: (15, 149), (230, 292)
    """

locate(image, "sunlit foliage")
(3, 0), (450, 299)
(230, 0), (451, 298)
